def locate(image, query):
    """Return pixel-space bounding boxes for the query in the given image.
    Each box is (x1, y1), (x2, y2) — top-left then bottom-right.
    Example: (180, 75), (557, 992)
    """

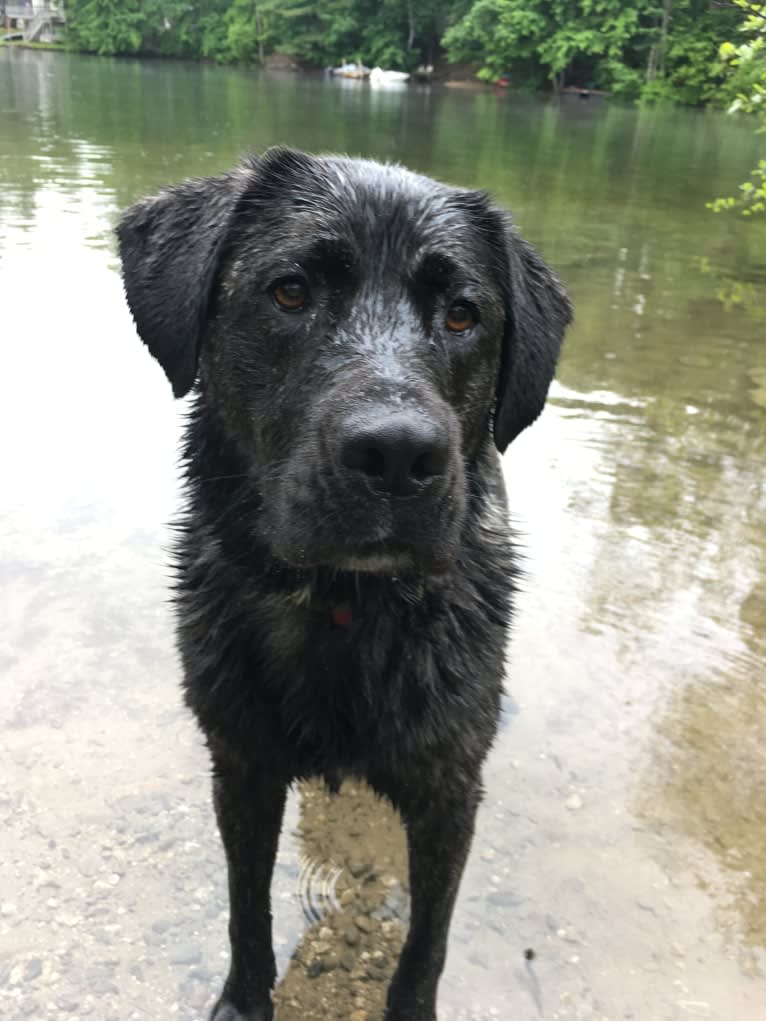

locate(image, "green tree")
(65, 0), (144, 55)
(641, 1), (742, 106)
(709, 1), (766, 216)
(443, 0), (741, 101)
(443, 0), (662, 95)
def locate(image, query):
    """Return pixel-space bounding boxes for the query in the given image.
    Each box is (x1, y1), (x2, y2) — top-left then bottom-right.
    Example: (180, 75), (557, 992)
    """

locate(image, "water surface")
(1, 48), (765, 1021)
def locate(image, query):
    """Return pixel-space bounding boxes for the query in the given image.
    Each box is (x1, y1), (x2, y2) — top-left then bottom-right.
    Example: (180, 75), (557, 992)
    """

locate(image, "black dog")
(118, 148), (571, 1021)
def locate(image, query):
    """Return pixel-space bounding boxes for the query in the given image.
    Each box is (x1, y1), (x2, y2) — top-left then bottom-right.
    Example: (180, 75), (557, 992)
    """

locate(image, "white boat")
(369, 67), (410, 85)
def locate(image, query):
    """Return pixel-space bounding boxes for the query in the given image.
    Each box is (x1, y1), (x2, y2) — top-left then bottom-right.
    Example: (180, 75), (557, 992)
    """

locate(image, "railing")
(25, 10), (48, 40)
(4, 4), (66, 22)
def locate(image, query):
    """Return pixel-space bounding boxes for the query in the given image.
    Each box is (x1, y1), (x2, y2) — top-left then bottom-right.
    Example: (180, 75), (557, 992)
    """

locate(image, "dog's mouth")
(333, 550), (415, 574)
(276, 529), (455, 577)
(281, 540), (433, 575)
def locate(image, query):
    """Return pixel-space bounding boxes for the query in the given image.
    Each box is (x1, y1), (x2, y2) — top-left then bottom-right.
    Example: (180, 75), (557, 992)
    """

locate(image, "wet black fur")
(117, 149), (571, 1021)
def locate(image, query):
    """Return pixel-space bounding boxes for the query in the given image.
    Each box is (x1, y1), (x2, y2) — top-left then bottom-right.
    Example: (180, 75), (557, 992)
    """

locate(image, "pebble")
(340, 951), (356, 972)
(58, 912), (82, 927)
(486, 890), (522, 908)
(170, 945), (202, 966)
(344, 926), (360, 947)
(348, 860), (371, 879)
(565, 794), (584, 811)
(24, 959), (43, 981)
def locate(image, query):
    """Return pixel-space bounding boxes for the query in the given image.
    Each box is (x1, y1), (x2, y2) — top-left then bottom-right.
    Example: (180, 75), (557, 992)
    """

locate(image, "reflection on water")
(1, 46), (765, 1021)
(275, 782), (407, 1021)
(648, 676), (766, 951)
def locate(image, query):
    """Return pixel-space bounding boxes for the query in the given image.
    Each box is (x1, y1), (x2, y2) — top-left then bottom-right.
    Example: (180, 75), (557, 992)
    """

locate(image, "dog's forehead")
(324, 158), (460, 223)
(336, 158), (478, 249)
(266, 155), (479, 254)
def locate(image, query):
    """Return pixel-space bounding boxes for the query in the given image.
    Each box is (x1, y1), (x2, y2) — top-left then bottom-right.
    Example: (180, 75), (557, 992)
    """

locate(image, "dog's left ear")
(116, 164), (255, 398)
(491, 215), (572, 452)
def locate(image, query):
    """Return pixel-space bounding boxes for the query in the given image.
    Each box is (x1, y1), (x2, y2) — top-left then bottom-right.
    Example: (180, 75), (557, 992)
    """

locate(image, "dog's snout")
(339, 412), (450, 496)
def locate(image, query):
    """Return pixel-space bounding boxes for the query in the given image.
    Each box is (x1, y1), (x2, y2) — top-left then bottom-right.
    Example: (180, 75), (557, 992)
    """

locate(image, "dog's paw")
(383, 999), (436, 1021)
(210, 998), (273, 1021)
(384, 985), (437, 1021)
(383, 1011), (436, 1021)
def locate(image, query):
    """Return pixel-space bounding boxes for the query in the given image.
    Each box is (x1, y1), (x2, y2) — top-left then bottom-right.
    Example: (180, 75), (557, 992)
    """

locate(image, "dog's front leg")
(384, 784), (481, 1021)
(209, 758), (288, 1021)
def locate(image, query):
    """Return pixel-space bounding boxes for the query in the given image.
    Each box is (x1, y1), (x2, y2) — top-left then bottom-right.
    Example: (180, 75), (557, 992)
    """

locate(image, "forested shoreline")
(53, 1), (760, 107)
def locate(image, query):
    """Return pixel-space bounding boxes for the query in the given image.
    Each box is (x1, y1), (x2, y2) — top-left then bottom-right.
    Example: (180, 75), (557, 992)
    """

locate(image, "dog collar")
(288, 579), (425, 628)
(332, 602), (354, 628)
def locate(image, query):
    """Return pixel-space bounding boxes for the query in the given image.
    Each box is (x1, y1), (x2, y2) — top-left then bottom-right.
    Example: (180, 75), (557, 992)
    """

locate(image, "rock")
(348, 860), (371, 879)
(170, 945), (202, 966)
(23, 959), (43, 982)
(344, 926), (360, 947)
(265, 52), (300, 72)
(486, 890), (522, 909)
(340, 951), (356, 972)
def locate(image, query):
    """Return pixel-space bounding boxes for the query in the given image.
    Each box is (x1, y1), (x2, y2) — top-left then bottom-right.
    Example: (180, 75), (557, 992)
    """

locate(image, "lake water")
(1, 48), (765, 1021)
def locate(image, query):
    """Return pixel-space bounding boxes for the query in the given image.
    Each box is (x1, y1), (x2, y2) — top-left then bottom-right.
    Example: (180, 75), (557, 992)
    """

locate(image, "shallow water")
(1, 48), (765, 1021)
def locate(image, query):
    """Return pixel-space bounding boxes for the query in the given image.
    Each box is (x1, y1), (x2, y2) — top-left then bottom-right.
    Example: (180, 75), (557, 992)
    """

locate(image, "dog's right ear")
(116, 164), (256, 398)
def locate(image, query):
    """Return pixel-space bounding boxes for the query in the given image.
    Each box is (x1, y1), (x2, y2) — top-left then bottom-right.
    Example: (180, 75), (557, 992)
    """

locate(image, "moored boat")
(370, 67), (410, 84)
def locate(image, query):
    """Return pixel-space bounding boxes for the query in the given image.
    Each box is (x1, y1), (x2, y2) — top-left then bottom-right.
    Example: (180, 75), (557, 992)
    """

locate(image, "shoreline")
(0, 42), (514, 92)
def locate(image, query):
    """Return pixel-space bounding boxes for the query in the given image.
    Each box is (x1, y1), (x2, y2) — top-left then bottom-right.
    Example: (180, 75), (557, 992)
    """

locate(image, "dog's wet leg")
(383, 782), (482, 1021)
(209, 760), (287, 1021)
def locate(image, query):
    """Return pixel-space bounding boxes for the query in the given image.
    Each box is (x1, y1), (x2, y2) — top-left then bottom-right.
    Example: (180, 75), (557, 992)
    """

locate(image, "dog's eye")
(272, 278), (308, 312)
(445, 302), (476, 333)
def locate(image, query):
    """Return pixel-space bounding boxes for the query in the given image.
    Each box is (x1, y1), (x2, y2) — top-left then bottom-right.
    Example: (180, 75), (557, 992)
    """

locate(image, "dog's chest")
(250, 579), (504, 778)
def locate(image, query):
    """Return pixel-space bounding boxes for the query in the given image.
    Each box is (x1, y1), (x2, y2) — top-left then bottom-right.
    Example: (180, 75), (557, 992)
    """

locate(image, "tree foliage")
(708, 2), (766, 215)
(65, 0), (144, 56)
(443, 0), (743, 101)
(62, 0), (754, 110)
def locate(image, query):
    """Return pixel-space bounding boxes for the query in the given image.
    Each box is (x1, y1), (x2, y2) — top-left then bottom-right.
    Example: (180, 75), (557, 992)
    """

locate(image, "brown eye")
(272, 278), (308, 312)
(446, 302), (476, 333)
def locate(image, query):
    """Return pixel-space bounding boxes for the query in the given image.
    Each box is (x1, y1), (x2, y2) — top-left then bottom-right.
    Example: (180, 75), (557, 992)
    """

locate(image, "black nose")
(339, 411), (450, 496)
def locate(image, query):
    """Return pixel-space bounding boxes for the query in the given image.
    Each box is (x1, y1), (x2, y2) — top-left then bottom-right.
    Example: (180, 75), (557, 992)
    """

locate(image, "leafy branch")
(709, 1), (766, 214)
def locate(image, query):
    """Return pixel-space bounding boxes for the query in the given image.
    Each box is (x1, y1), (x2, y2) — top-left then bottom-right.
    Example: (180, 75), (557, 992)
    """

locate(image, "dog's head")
(118, 149), (571, 573)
